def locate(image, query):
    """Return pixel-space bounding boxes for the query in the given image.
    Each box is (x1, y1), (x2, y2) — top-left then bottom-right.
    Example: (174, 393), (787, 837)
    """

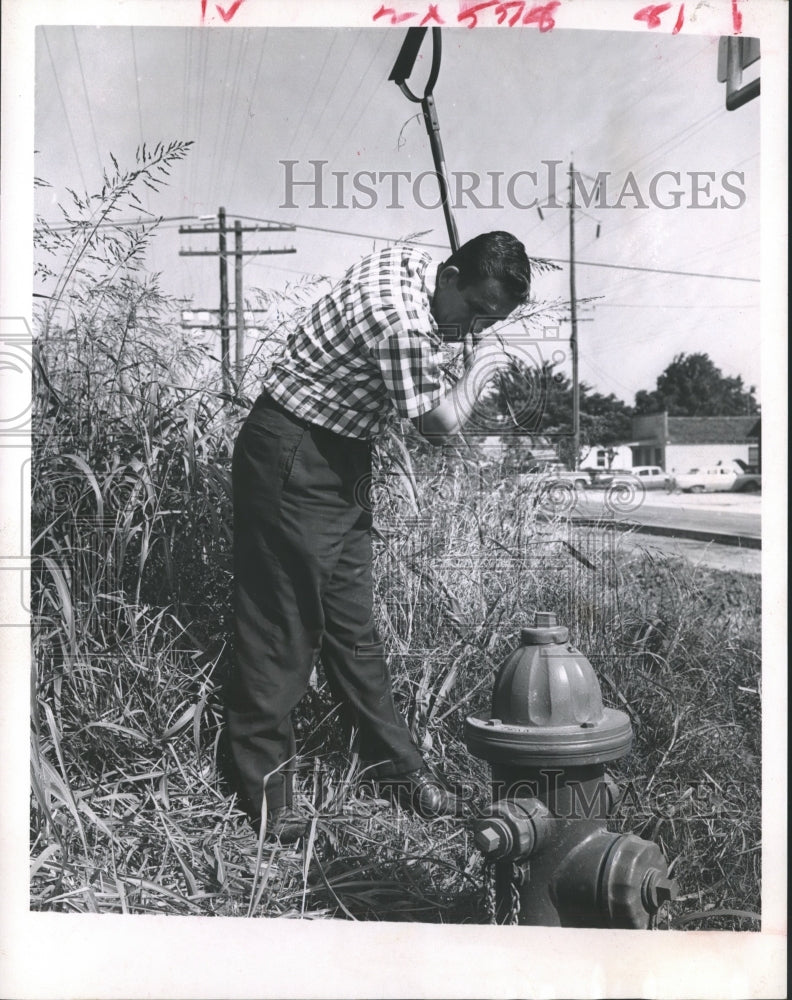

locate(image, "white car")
(519, 463), (590, 490)
(672, 466), (739, 493)
(599, 466), (671, 491)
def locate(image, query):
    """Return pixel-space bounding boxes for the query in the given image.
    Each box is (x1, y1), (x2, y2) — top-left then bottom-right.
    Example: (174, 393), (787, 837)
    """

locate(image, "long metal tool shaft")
(389, 28), (460, 253)
(421, 92), (460, 252)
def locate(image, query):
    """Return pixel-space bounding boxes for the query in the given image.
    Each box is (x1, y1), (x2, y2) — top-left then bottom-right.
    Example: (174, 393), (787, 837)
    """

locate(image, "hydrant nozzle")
(472, 798), (551, 862)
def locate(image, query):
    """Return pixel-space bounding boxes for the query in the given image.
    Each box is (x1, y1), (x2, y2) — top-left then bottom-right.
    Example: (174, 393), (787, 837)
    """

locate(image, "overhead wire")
(594, 302), (759, 309)
(228, 29), (270, 206)
(553, 39), (746, 263)
(206, 30), (241, 206)
(129, 27), (149, 212)
(325, 32), (393, 164)
(226, 213), (759, 283)
(282, 34), (338, 158)
(41, 28), (89, 194)
(278, 34), (395, 243)
(181, 29), (191, 140)
(258, 32), (340, 212)
(214, 31), (250, 203)
(190, 28), (211, 209)
(291, 32), (364, 167)
(592, 222), (761, 303)
(71, 28), (103, 180)
(574, 39), (712, 156)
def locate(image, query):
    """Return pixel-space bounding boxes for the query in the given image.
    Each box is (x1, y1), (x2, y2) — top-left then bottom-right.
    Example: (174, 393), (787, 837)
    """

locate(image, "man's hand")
(415, 329), (514, 443)
(463, 332), (475, 369)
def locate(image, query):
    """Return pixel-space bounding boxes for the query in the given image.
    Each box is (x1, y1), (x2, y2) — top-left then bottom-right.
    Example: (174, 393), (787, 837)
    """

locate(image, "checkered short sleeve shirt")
(261, 245), (446, 439)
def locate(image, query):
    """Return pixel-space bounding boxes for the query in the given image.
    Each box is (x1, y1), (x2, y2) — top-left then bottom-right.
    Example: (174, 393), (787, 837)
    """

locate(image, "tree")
(480, 361), (633, 466)
(634, 353), (759, 416)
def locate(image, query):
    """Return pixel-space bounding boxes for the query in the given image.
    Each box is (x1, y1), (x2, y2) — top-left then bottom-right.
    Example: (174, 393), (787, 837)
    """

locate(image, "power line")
(35, 209), (761, 285)
(231, 214), (760, 283)
(228, 29), (270, 206)
(129, 27), (147, 210)
(36, 214), (201, 231)
(259, 32), (344, 212)
(326, 33), (392, 165)
(41, 28), (88, 194)
(214, 31), (250, 203)
(190, 29), (211, 208)
(575, 41), (709, 158)
(279, 34), (338, 164)
(594, 302), (759, 309)
(71, 28), (103, 178)
(206, 31), (240, 205)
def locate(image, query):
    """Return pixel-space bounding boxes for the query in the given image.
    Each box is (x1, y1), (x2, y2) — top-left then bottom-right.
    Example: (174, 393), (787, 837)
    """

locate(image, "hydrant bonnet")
(465, 612), (633, 767)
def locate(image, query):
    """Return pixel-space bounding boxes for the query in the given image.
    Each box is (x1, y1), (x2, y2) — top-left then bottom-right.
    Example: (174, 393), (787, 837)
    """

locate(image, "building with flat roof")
(629, 413), (760, 473)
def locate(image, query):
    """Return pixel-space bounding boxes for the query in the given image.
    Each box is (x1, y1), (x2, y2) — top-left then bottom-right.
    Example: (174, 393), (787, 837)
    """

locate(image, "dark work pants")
(225, 394), (423, 818)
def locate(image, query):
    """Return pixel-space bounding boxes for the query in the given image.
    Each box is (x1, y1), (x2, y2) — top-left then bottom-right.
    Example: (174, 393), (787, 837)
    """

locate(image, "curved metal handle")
(388, 27), (443, 103)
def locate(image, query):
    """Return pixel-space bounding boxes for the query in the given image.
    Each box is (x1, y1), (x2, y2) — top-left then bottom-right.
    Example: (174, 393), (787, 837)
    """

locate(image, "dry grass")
(30, 153), (761, 927)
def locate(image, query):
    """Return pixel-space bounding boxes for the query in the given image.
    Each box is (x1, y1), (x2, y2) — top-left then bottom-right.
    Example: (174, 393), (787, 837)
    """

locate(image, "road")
(570, 490), (761, 544)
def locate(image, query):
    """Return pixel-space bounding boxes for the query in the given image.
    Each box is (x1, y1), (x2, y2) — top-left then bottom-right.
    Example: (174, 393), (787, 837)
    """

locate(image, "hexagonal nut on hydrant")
(642, 871), (679, 912)
(474, 821), (509, 858)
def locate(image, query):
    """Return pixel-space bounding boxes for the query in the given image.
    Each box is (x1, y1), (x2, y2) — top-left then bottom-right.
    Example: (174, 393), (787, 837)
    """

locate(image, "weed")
(30, 151), (761, 926)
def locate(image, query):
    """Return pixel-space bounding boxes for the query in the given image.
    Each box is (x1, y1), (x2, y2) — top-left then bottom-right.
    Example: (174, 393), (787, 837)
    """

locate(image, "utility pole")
(234, 219), (244, 376)
(569, 162), (580, 471)
(179, 212), (296, 392)
(218, 207), (230, 393)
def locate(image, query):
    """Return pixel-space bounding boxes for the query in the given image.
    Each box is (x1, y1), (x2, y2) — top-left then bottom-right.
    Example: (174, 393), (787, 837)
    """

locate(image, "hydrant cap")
(464, 614), (633, 765)
(521, 610), (569, 645)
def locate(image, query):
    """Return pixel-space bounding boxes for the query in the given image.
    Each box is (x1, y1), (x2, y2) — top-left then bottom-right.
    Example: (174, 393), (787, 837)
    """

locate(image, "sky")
(34, 21), (761, 406)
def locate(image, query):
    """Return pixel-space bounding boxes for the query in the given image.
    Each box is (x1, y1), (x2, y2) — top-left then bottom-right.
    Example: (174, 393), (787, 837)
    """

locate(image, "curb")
(562, 516), (761, 550)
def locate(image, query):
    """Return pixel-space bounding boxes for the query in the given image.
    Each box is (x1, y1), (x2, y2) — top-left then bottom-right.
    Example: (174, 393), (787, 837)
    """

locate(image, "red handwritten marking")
(458, 1), (498, 28)
(215, 0), (246, 22)
(522, 1), (559, 30)
(200, 0), (207, 22)
(731, 0), (742, 33)
(372, 4), (419, 22)
(457, 0), (557, 28)
(672, 3), (684, 33)
(420, 3), (445, 23)
(633, 3), (672, 28)
(495, 1), (527, 26)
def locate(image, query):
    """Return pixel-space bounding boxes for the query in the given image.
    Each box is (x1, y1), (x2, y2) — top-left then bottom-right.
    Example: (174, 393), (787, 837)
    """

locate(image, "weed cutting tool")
(389, 27), (460, 253)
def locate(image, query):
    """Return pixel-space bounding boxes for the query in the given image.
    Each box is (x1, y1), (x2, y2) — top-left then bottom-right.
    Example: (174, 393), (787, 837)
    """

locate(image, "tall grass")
(30, 152), (760, 925)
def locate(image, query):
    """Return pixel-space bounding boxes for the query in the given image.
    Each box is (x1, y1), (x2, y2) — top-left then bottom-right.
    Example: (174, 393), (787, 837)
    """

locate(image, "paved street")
(573, 489), (761, 541)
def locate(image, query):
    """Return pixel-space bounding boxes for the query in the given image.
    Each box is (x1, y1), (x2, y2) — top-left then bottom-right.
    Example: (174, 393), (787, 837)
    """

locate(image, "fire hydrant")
(465, 612), (678, 928)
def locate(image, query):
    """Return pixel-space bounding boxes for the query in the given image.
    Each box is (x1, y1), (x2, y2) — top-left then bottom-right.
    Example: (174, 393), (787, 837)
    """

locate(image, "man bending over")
(225, 231), (531, 840)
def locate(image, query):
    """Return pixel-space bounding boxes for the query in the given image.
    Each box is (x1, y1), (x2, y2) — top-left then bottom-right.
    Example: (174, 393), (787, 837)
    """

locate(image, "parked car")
(519, 462), (590, 490)
(588, 467), (629, 488)
(730, 472), (761, 493)
(593, 466), (671, 490)
(671, 466), (739, 493)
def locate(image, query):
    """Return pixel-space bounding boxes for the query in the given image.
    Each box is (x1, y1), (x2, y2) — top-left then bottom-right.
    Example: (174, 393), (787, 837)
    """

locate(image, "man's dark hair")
(443, 231), (531, 302)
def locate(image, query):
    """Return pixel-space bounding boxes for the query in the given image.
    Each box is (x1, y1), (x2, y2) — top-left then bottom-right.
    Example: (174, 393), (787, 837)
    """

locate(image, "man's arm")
(412, 335), (511, 444)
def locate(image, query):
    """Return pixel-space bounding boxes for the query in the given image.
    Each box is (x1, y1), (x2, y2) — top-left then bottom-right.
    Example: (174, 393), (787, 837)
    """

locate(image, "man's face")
(431, 266), (520, 342)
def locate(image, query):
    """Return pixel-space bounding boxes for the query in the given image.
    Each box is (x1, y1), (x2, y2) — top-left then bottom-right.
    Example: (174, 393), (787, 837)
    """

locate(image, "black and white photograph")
(1, 0), (786, 997)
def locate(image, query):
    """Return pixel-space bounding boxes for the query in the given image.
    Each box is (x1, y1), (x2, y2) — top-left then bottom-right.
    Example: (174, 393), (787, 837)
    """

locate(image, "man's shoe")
(264, 806), (308, 844)
(376, 766), (466, 819)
